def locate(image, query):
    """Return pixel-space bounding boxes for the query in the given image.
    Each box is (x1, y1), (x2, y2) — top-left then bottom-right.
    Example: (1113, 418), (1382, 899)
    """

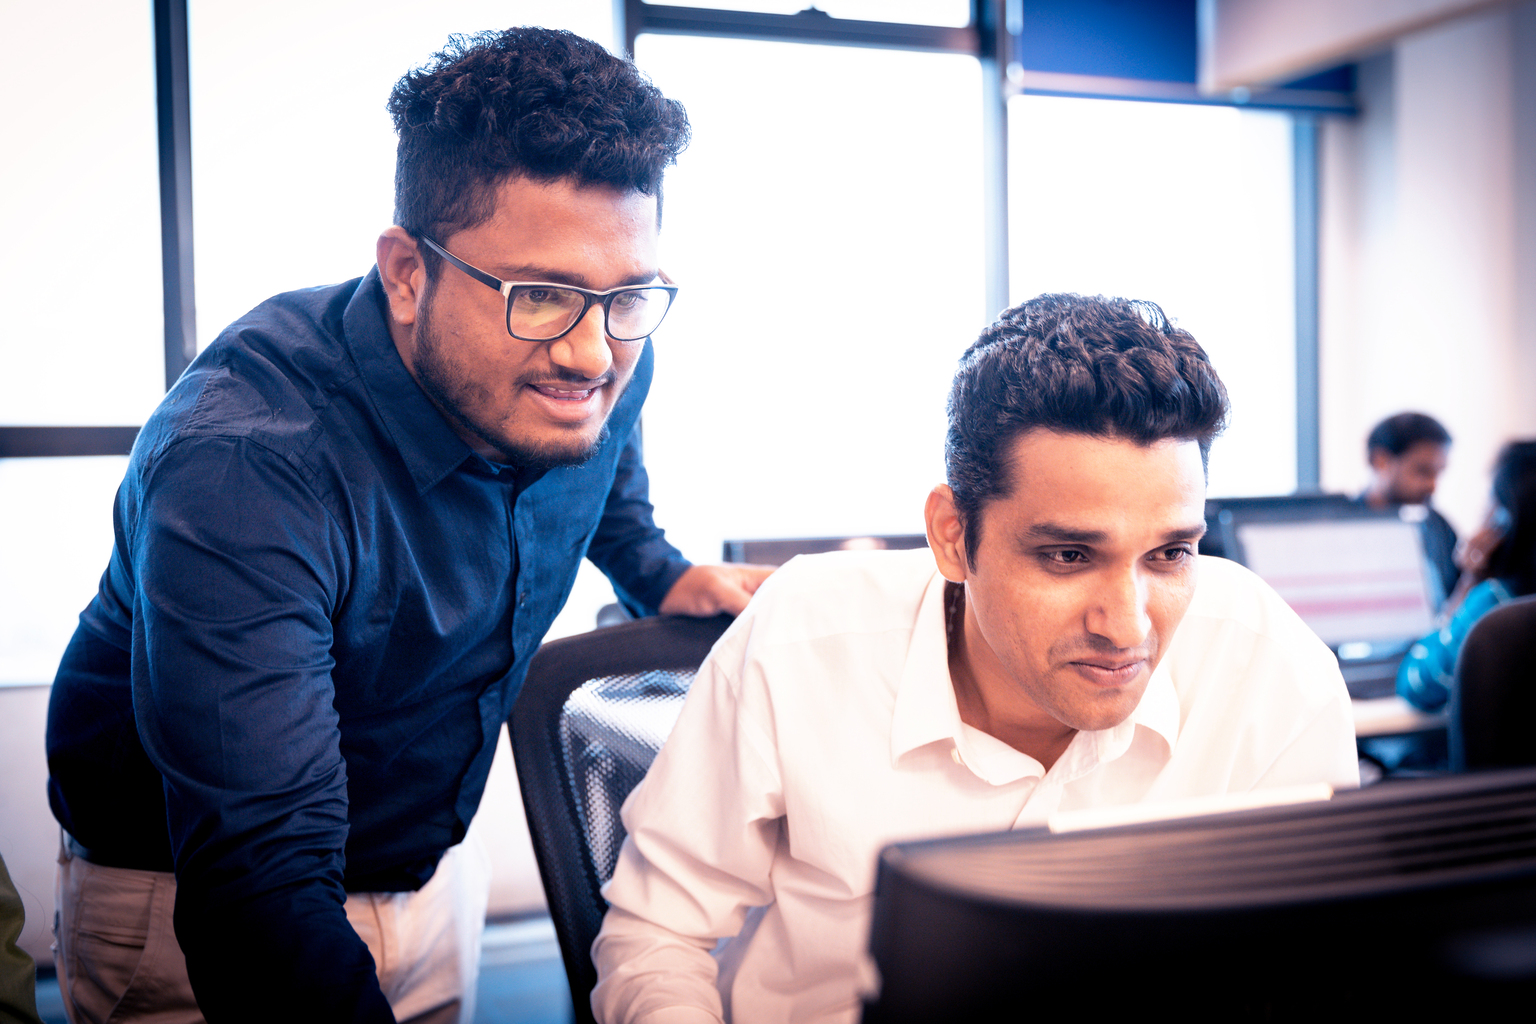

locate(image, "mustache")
(522, 367), (617, 388)
(1051, 633), (1157, 663)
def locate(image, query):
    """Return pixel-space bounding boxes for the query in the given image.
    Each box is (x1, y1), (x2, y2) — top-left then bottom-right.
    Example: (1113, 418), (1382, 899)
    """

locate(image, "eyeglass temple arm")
(416, 234), (505, 293)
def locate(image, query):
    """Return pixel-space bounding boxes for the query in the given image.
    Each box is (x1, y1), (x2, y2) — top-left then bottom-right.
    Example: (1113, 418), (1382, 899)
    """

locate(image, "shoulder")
(1424, 505), (1457, 537)
(123, 281), (375, 529)
(1469, 577), (1516, 611)
(1166, 556), (1344, 707)
(137, 280), (362, 461)
(1158, 557), (1354, 785)
(731, 548), (937, 645)
(702, 548), (938, 700)
(1183, 554), (1312, 634)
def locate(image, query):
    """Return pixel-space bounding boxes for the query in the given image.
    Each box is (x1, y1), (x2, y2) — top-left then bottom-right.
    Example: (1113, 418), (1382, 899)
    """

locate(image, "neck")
(944, 583), (1077, 771)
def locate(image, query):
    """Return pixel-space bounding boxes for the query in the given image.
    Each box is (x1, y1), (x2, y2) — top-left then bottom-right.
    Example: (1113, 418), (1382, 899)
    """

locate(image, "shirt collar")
(890, 570), (1181, 786)
(343, 267), (481, 494)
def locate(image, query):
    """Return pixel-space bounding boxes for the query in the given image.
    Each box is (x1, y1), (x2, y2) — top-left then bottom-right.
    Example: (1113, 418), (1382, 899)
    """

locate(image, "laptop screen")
(1233, 517), (1436, 647)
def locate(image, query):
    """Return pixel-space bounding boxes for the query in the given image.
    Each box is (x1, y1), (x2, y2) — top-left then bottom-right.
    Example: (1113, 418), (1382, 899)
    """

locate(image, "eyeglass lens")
(508, 285), (672, 341)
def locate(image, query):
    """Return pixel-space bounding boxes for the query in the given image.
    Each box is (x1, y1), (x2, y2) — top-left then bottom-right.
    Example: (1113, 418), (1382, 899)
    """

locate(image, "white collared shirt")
(592, 549), (1359, 1024)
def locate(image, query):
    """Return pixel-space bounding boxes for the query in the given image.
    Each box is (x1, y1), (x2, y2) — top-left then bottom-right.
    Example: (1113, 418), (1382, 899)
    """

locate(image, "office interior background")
(3, 0), (1535, 979)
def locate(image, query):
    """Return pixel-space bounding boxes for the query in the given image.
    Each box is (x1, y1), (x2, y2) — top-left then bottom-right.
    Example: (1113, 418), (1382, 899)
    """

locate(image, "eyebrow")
(1025, 523), (1108, 545)
(1023, 522), (1208, 545)
(490, 265), (660, 290)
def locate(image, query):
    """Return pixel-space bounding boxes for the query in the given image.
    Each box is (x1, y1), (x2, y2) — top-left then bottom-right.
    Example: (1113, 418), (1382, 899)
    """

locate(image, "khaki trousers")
(53, 828), (491, 1024)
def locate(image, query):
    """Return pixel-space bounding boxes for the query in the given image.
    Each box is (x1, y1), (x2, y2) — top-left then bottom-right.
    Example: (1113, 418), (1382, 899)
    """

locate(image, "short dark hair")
(945, 293), (1229, 565)
(1489, 440), (1536, 595)
(1366, 412), (1452, 460)
(387, 27), (690, 277)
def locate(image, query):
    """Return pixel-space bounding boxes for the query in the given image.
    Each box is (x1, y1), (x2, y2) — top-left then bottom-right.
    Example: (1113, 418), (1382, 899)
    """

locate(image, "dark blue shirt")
(45, 270), (689, 1021)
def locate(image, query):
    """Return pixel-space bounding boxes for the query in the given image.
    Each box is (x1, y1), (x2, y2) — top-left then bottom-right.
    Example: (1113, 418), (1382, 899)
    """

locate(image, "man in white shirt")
(591, 293), (1360, 1024)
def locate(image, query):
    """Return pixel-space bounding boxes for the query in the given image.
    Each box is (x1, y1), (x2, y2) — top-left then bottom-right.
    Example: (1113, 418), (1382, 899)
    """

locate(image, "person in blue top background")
(1398, 440), (1536, 711)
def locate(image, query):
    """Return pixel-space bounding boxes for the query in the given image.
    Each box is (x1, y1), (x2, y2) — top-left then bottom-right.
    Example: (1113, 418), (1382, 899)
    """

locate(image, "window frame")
(4, 0), (1342, 490)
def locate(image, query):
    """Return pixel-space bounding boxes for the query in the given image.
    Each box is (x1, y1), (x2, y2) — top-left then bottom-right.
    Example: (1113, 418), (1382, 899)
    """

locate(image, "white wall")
(1319, 2), (1536, 536)
(1203, 0), (1511, 89)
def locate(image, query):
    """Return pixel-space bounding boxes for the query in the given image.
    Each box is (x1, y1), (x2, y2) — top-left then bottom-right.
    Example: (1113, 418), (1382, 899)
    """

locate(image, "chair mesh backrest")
(559, 668), (692, 889)
(510, 614), (732, 1024)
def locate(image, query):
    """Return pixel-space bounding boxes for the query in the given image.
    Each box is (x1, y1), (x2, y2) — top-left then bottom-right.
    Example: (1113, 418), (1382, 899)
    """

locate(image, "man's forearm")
(591, 907), (725, 1024)
(177, 880), (393, 1023)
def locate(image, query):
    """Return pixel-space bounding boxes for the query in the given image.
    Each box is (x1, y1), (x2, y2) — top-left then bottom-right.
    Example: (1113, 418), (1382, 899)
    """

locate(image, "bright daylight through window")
(1009, 95), (1297, 498)
(3, 2), (1302, 674)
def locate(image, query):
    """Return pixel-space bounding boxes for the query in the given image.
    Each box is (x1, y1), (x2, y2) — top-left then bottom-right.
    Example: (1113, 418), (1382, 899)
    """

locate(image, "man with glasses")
(45, 27), (763, 1024)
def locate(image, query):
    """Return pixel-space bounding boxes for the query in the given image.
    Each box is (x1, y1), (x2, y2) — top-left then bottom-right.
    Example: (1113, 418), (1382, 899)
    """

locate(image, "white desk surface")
(1353, 695), (1447, 737)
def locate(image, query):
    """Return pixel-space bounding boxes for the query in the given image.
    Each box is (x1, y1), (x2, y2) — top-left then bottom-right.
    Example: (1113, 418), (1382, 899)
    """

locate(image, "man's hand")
(659, 564), (776, 617)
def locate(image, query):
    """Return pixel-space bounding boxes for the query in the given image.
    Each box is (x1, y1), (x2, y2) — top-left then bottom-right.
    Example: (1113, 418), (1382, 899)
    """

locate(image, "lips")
(531, 383), (598, 401)
(522, 376), (614, 426)
(1069, 658), (1147, 687)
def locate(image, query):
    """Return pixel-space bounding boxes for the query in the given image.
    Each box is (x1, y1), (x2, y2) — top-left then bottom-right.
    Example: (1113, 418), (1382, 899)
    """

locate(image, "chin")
(1063, 688), (1148, 734)
(1057, 708), (1128, 734)
(486, 423), (610, 470)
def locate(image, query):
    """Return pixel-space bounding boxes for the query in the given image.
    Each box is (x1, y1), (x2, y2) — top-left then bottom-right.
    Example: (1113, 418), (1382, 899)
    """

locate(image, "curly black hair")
(387, 27), (690, 276)
(945, 293), (1230, 566)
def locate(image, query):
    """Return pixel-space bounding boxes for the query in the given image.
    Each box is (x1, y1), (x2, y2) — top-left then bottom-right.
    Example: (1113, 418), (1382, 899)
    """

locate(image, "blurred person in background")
(1360, 412), (1460, 603)
(1398, 440), (1536, 712)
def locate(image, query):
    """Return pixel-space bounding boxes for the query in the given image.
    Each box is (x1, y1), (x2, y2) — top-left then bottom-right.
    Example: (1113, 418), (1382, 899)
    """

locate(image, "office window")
(0, 2), (620, 685)
(0, 458), (126, 685)
(2, 2), (163, 426)
(1008, 95), (1297, 497)
(639, 1), (970, 26)
(188, 0), (615, 350)
(632, 34), (988, 563)
(0, 3), (161, 686)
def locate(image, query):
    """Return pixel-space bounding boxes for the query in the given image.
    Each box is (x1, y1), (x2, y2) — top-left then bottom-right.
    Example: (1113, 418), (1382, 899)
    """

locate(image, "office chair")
(509, 613), (733, 1024)
(1450, 594), (1536, 770)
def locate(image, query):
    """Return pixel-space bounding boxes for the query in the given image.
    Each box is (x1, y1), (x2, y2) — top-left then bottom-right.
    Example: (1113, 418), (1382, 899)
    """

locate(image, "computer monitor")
(1198, 493), (1358, 559)
(1209, 495), (1442, 699)
(721, 534), (928, 566)
(862, 769), (1536, 1020)
(1231, 515), (1437, 647)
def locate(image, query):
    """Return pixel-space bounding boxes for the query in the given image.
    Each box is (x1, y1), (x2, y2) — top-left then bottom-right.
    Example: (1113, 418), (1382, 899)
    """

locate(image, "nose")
(547, 303), (614, 381)
(1086, 567), (1153, 651)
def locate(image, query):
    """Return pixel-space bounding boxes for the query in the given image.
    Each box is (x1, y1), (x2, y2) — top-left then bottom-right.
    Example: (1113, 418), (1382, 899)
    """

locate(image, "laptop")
(1210, 496), (1441, 700)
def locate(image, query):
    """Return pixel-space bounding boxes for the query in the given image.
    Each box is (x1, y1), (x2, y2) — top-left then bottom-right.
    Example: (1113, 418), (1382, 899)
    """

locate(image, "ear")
(377, 227), (427, 330)
(1368, 448), (1393, 474)
(925, 485), (969, 583)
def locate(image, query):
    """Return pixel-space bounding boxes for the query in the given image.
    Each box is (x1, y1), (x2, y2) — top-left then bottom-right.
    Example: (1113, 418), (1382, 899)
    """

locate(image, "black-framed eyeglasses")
(417, 234), (678, 343)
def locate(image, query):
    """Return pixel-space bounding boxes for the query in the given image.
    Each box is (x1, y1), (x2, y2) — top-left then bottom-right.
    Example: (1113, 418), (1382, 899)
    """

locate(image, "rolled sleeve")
(584, 425), (691, 617)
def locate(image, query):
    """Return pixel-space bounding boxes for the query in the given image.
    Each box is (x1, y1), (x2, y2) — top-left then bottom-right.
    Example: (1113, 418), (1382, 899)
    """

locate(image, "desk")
(1353, 695), (1446, 737)
(1354, 696), (1447, 783)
